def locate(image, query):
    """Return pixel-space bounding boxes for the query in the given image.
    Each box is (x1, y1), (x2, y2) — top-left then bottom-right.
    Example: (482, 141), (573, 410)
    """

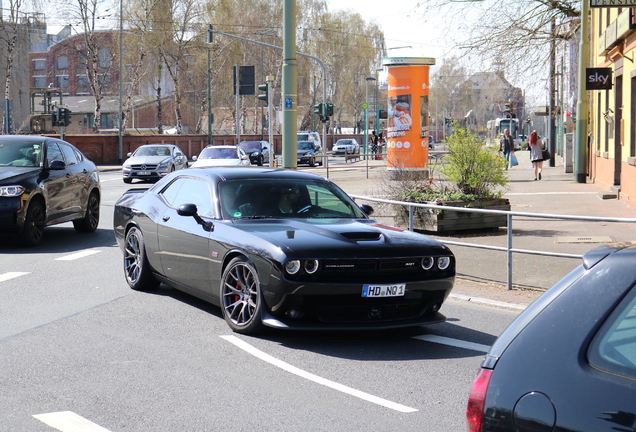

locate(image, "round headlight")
(421, 257), (434, 270)
(437, 256), (451, 270)
(304, 259), (320, 274)
(285, 260), (301, 275)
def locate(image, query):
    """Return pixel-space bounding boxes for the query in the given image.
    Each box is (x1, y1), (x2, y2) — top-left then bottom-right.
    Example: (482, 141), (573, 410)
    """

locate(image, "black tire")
(220, 257), (264, 334)
(257, 155), (264, 166)
(73, 191), (100, 233)
(123, 178), (132, 184)
(123, 226), (159, 291)
(19, 199), (45, 247)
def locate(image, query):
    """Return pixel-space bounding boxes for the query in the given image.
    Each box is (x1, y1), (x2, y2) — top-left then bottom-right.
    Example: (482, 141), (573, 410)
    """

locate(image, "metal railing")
(349, 195), (636, 290)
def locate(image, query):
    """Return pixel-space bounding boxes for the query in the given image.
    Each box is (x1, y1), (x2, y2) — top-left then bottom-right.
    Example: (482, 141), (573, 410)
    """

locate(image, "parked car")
(467, 241), (636, 432)
(297, 140), (323, 167)
(0, 135), (101, 246)
(332, 139), (360, 155)
(113, 168), (455, 335)
(122, 144), (188, 183)
(191, 145), (249, 168)
(238, 141), (270, 166)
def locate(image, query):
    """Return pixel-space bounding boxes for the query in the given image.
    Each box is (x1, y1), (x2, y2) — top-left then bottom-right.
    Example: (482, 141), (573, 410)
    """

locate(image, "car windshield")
(0, 141), (43, 167)
(134, 146), (171, 157)
(200, 147), (238, 159)
(337, 140), (353, 145)
(218, 179), (367, 220)
(297, 134), (310, 141)
(298, 141), (314, 150)
(239, 142), (260, 151)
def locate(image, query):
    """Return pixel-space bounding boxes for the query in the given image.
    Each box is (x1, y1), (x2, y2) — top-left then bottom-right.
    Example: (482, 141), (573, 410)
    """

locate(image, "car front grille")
(131, 164), (159, 170)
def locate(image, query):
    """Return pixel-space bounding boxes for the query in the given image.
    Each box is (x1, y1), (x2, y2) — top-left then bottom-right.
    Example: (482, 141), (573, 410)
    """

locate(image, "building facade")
(591, 7), (636, 208)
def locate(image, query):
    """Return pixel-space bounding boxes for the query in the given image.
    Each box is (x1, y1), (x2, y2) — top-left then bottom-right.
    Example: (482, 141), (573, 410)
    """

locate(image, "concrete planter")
(394, 198), (511, 233)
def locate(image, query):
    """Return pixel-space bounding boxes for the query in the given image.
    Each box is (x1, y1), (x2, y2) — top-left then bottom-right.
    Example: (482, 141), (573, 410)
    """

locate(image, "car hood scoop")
(339, 231), (382, 241)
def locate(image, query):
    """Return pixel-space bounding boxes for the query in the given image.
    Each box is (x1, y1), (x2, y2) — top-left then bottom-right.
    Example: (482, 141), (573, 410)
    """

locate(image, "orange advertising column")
(383, 57), (435, 170)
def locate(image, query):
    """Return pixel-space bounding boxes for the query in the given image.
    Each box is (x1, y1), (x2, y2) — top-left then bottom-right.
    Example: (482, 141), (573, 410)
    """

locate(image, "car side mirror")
(127, 152), (132, 157)
(48, 160), (66, 170)
(360, 204), (374, 216)
(192, 155), (198, 161)
(177, 203), (214, 232)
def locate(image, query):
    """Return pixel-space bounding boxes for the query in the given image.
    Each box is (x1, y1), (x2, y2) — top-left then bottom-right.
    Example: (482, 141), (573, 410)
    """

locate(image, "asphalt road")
(0, 170), (522, 432)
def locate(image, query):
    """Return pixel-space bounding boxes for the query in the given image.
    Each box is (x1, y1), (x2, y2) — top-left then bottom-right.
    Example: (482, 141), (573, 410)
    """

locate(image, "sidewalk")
(306, 151), (636, 310)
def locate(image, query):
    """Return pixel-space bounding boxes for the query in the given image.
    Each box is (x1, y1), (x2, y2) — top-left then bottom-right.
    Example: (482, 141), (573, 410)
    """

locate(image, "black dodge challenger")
(113, 167), (455, 334)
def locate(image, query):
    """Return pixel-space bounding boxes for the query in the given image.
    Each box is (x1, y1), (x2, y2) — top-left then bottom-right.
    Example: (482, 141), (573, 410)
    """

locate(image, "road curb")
(449, 294), (527, 312)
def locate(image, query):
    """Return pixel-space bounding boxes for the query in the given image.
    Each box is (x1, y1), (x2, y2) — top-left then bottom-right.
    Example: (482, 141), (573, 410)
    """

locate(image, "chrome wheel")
(221, 257), (263, 334)
(124, 226), (158, 291)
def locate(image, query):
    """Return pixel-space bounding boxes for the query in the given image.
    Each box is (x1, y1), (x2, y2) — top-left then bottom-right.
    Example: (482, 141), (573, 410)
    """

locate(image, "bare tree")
(0, 0), (36, 132)
(415, 0), (579, 82)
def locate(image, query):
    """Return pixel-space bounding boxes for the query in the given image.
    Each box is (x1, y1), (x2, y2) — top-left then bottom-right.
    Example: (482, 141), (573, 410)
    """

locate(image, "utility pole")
(282, 0), (298, 169)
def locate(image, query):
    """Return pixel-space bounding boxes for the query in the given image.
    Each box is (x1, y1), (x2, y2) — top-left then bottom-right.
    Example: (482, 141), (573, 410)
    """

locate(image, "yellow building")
(591, 7), (636, 208)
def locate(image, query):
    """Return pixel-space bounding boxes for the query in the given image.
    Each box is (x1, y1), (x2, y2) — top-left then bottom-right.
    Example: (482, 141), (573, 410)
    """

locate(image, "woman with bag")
(528, 130), (544, 180)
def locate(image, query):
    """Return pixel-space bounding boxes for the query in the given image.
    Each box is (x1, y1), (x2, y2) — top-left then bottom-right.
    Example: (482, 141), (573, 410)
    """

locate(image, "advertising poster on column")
(383, 57), (434, 170)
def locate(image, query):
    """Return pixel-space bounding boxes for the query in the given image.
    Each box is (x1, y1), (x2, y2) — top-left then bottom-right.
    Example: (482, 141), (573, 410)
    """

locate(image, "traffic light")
(51, 111), (59, 127)
(257, 83), (268, 105)
(503, 100), (515, 118)
(325, 103), (333, 117)
(314, 103), (322, 115)
(57, 107), (71, 127)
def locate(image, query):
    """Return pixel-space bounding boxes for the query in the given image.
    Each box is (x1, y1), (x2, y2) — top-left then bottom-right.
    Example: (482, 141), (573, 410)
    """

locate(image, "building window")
(631, 76), (636, 157)
(99, 49), (111, 68)
(77, 50), (88, 71)
(33, 76), (46, 88)
(57, 56), (68, 69)
(33, 59), (46, 70)
(56, 75), (69, 88)
(77, 74), (89, 88)
(98, 74), (110, 86)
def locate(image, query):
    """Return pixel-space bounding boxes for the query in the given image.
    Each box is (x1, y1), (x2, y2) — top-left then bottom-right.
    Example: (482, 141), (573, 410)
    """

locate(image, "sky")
(326, 0), (459, 68)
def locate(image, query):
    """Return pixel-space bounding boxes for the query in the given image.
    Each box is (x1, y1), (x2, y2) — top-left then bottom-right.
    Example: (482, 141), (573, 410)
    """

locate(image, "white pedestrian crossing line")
(32, 411), (112, 432)
(0, 272), (29, 282)
(55, 249), (102, 261)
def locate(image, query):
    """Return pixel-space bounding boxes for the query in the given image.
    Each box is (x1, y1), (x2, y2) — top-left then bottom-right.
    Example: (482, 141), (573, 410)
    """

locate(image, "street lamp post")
(365, 77), (376, 159)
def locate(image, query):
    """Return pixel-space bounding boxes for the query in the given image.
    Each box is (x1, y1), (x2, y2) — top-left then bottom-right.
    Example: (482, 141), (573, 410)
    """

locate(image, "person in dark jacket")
(499, 129), (514, 169)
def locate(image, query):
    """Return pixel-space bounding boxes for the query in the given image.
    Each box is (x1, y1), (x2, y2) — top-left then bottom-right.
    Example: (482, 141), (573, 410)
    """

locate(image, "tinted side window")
(589, 284), (636, 380)
(46, 143), (64, 164)
(160, 178), (186, 207)
(177, 179), (214, 217)
(59, 143), (78, 165)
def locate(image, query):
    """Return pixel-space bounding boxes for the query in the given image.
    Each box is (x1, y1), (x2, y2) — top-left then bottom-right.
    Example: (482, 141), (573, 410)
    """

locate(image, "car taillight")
(466, 368), (492, 432)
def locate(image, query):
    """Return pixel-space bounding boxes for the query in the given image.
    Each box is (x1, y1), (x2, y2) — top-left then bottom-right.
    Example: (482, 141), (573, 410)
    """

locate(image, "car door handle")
(162, 216), (170, 222)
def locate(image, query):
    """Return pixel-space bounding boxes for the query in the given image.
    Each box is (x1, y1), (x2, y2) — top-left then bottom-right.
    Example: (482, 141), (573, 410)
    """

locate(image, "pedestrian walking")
(499, 129), (514, 169)
(528, 130), (544, 180)
(370, 131), (379, 156)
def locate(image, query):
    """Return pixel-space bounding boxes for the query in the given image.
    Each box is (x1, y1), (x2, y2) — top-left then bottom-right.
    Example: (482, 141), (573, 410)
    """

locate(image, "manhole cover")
(554, 236), (615, 244)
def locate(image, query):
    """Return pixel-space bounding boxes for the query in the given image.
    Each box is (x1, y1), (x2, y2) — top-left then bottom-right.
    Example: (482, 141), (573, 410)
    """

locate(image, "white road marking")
(221, 335), (418, 413)
(412, 335), (490, 353)
(32, 411), (112, 432)
(55, 250), (102, 261)
(0, 272), (29, 282)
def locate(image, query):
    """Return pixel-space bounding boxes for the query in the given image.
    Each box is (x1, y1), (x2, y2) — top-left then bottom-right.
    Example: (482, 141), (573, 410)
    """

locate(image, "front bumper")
(122, 167), (170, 181)
(260, 277), (454, 330)
(0, 197), (24, 233)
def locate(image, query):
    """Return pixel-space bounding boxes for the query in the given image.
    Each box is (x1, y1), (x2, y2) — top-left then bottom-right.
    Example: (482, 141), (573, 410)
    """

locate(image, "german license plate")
(362, 284), (405, 297)
(137, 171), (150, 176)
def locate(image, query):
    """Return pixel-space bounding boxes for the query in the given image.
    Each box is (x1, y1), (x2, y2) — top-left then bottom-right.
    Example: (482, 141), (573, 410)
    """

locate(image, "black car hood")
(0, 167), (40, 185)
(232, 218), (450, 258)
(297, 150), (314, 156)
